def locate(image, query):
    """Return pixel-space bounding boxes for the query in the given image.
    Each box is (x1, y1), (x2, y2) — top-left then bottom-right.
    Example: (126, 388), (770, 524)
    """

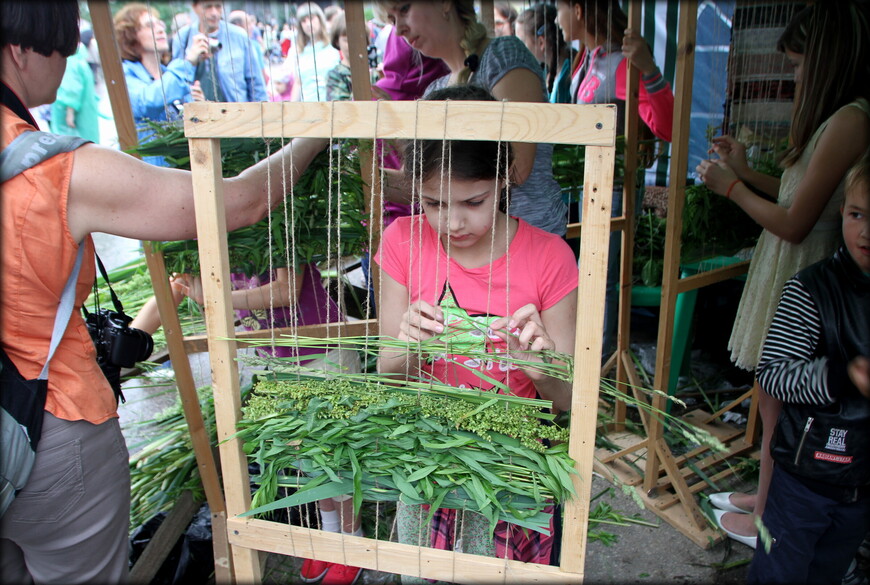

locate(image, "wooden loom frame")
(595, 0), (759, 548)
(182, 99), (615, 583)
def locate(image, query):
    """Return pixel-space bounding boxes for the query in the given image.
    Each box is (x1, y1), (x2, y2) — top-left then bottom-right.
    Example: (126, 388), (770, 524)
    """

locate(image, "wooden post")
(642, 2), (706, 535)
(345, 2), (381, 327)
(187, 136), (261, 582)
(480, 0), (496, 36)
(88, 1), (233, 580)
(562, 144), (616, 573)
(612, 0), (643, 430)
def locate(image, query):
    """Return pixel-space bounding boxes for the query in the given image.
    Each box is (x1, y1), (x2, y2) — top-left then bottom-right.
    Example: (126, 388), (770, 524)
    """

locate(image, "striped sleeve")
(756, 278), (832, 405)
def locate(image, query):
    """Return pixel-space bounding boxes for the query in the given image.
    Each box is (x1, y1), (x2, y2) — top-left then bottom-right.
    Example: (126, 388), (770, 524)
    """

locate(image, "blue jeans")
(748, 466), (870, 584)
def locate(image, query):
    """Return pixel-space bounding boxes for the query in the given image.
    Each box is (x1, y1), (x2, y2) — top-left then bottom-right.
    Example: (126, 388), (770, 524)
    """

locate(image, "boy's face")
(842, 181), (870, 273)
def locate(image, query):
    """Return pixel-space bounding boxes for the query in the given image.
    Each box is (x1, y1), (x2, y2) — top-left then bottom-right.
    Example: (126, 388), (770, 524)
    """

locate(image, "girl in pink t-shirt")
(375, 85), (578, 566)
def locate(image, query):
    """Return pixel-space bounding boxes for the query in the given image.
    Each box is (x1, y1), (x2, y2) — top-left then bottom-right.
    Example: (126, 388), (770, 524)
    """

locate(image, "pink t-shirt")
(376, 215), (578, 399)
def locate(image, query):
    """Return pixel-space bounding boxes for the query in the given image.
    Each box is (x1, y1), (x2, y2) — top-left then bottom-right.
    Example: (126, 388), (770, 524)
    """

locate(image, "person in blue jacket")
(115, 3), (208, 166)
(171, 1), (267, 104)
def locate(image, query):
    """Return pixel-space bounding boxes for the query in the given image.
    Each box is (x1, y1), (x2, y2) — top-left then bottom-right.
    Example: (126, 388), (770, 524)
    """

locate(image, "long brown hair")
(294, 2), (330, 53)
(777, 2), (870, 168)
(565, 0), (627, 46)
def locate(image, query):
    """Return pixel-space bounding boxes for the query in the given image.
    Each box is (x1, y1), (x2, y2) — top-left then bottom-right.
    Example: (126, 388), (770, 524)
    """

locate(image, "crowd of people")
(2, 2), (869, 585)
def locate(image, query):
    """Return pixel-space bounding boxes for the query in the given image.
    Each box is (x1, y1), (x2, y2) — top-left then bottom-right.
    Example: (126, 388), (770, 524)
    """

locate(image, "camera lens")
(209, 38), (222, 52)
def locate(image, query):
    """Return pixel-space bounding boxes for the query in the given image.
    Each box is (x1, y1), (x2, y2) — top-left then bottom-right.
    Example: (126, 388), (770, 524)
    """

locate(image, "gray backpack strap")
(0, 131), (89, 183)
(38, 243), (86, 380)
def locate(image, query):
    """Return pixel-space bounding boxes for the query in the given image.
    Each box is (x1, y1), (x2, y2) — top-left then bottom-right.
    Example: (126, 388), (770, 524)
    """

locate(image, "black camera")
(86, 309), (153, 402)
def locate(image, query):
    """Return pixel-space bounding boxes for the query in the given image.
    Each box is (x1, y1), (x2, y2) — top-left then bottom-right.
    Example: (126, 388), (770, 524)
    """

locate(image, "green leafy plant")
(130, 121), (369, 276)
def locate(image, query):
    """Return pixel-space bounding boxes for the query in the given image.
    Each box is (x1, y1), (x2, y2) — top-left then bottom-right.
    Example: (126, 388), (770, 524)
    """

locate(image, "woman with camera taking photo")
(0, 3), (326, 582)
(114, 3), (209, 167)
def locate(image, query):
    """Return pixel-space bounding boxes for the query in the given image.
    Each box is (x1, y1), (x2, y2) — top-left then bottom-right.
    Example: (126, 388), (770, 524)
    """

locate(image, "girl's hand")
(696, 158), (739, 196)
(708, 135), (750, 178)
(490, 303), (554, 380)
(622, 29), (656, 75)
(174, 273), (205, 305)
(398, 300), (444, 343)
(850, 356), (870, 400)
(190, 80), (205, 102)
(185, 33), (210, 65)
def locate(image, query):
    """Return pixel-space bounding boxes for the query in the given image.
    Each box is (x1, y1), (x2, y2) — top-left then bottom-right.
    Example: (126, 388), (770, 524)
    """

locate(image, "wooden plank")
(212, 511), (233, 585)
(143, 247), (227, 514)
(615, 0), (643, 432)
(344, 2), (381, 323)
(180, 319), (378, 354)
(88, 0), (137, 151)
(653, 438), (707, 531)
(674, 260), (750, 294)
(188, 137), (261, 583)
(226, 518), (582, 584)
(89, 3), (235, 579)
(563, 144), (615, 574)
(480, 0), (496, 36)
(129, 491), (199, 584)
(699, 386), (755, 424)
(565, 215), (627, 240)
(644, 0), (699, 493)
(183, 101), (617, 145)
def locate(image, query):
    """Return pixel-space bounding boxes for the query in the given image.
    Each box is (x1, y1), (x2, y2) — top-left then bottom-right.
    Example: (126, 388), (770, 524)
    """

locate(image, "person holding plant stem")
(172, 263), (365, 585)
(114, 3), (209, 167)
(695, 2), (870, 549)
(555, 0), (674, 356)
(376, 85), (578, 572)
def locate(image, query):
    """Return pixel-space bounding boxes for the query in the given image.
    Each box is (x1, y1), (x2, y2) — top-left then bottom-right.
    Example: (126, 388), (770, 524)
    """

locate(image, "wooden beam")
(88, 3), (233, 581)
(227, 518), (582, 584)
(644, 0), (699, 494)
(129, 491), (200, 585)
(674, 260), (749, 294)
(183, 101), (617, 145)
(614, 0), (644, 430)
(563, 144), (616, 574)
(188, 137), (261, 582)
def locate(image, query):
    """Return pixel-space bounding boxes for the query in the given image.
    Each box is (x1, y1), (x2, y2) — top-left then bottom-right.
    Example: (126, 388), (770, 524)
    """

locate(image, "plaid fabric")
(429, 506), (555, 564)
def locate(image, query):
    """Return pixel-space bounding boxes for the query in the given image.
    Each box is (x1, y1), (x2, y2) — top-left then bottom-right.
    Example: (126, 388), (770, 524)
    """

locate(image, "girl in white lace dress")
(696, 2), (870, 545)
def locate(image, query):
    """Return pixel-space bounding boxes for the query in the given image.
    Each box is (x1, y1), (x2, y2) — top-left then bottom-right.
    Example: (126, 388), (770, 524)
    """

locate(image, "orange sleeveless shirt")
(1, 106), (118, 423)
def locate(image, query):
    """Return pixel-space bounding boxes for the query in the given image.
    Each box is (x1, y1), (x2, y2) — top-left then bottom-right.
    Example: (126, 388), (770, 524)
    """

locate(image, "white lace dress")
(728, 98), (870, 371)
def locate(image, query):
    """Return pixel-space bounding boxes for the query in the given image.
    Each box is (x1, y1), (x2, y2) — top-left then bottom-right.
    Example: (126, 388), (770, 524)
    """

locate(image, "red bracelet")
(726, 179), (742, 199)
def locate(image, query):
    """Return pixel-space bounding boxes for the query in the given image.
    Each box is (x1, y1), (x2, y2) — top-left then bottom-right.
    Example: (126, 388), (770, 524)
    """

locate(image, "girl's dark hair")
(777, 2), (870, 167)
(0, 1), (80, 58)
(404, 85), (513, 195)
(566, 0), (627, 45)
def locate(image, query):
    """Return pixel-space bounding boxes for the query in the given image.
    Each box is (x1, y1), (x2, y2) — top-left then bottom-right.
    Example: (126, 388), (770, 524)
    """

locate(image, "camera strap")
(84, 252), (127, 318)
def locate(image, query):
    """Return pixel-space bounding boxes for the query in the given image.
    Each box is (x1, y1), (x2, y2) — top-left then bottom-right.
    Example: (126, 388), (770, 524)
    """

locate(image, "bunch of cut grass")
(236, 376), (576, 535)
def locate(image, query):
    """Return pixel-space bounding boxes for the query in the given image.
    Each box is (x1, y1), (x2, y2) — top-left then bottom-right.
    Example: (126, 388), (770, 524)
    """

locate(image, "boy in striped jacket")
(748, 152), (870, 584)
